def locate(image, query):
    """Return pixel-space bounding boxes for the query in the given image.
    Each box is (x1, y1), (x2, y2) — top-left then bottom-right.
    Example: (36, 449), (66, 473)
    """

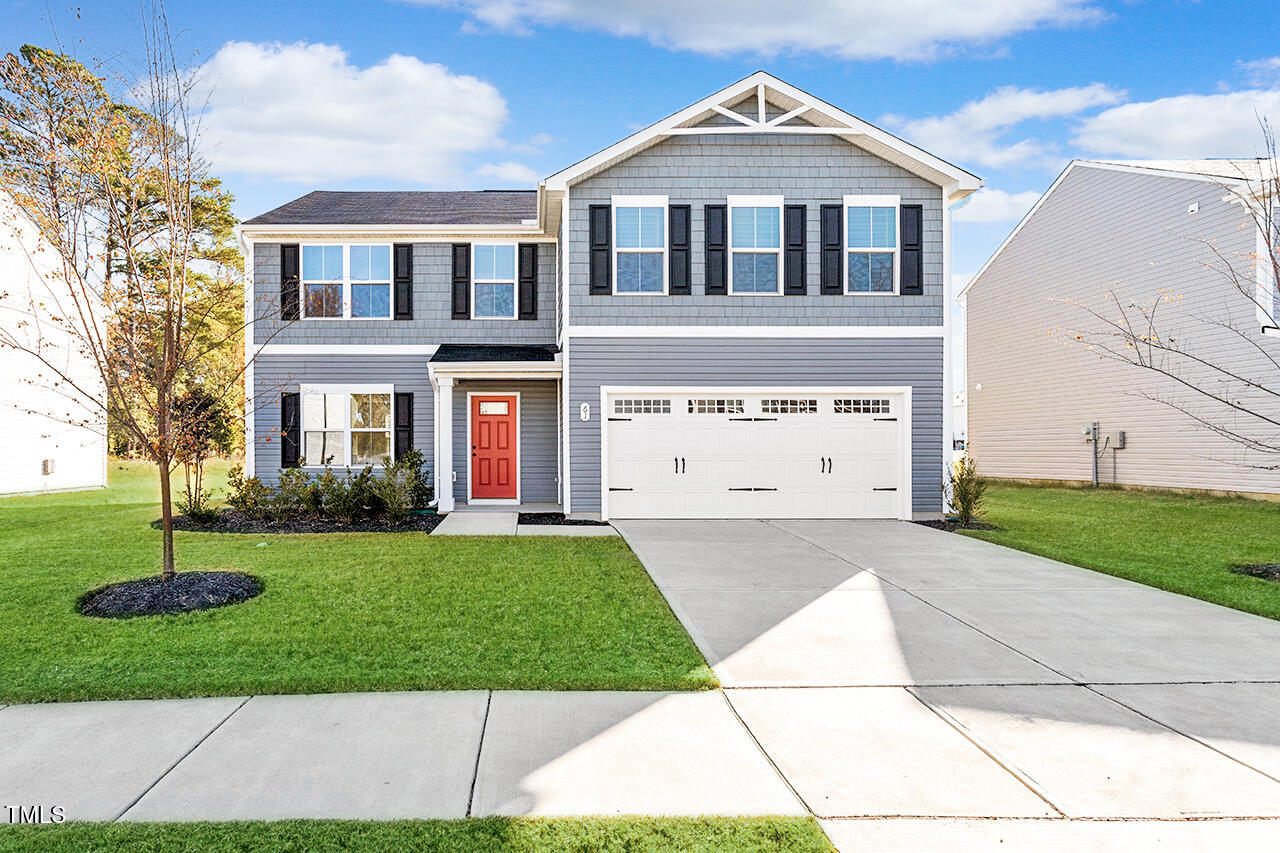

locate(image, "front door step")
(432, 513), (518, 536)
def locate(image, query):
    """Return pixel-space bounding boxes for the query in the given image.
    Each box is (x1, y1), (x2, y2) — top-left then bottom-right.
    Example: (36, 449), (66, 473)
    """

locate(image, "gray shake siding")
(251, 354), (433, 486)
(252, 242), (556, 346)
(567, 134), (944, 326)
(966, 164), (1280, 494)
(452, 380), (559, 503)
(566, 337), (944, 514)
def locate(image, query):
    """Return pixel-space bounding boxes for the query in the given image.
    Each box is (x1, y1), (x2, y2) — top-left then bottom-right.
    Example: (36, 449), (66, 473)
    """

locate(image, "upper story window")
(728, 195), (782, 295)
(845, 195), (899, 294)
(301, 385), (392, 467)
(301, 244), (393, 319)
(472, 243), (517, 319)
(613, 195), (666, 294)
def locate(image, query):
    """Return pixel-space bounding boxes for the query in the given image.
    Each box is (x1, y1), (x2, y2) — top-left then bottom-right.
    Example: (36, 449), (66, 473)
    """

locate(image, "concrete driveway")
(615, 519), (1280, 849)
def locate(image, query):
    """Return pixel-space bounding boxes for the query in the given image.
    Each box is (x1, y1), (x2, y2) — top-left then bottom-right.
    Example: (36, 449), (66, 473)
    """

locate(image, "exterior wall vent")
(41, 458), (55, 476)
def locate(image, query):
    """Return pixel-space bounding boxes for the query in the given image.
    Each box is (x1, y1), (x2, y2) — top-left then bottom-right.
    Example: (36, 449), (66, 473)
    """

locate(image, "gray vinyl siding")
(451, 380), (559, 503)
(250, 354), (433, 486)
(252, 242), (556, 346)
(567, 134), (944, 326)
(566, 337), (945, 514)
(966, 164), (1280, 494)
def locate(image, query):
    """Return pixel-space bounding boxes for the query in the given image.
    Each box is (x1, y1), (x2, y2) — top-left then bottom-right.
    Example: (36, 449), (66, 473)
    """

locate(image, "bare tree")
(0, 5), (274, 580)
(1060, 126), (1280, 471)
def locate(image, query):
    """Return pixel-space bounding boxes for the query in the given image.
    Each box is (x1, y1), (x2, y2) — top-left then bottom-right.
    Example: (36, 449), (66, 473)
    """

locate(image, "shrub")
(178, 485), (220, 525)
(950, 455), (987, 528)
(226, 466), (271, 519)
(384, 449), (433, 508)
(374, 466), (416, 523)
(271, 467), (312, 522)
(318, 465), (380, 523)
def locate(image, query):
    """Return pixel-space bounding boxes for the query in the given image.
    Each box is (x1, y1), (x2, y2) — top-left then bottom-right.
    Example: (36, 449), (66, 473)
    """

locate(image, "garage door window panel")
(761, 398), (818, 415)
(688, 398), (745, 414)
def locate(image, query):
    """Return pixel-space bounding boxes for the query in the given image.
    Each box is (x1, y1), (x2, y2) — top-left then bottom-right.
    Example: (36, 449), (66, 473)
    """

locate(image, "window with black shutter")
(784, 204), (806, 295)
(393, 243), (413, 319)
(394, 392), (414, 459)
(280, 244), (300, 320)
(704, 204), (727, 294)
(900, 204), (923, 296)
(280, 392), (300, 468)
(588, 205), (611, 294)
(669, 205), (691, 295)
(819, 205), (842, 294)
(518, 243), (538, 319)
(451, 243), (470, 319)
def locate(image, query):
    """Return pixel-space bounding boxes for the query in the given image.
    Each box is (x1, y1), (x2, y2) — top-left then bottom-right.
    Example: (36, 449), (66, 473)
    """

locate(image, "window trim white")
(471, 240), (519, 320)
(843, 194), (901, 296)
(298, 383), (394, 469)
(299, 242), (394, 320)
(611, 194), (669, 296)
(728, 194), (784, 297)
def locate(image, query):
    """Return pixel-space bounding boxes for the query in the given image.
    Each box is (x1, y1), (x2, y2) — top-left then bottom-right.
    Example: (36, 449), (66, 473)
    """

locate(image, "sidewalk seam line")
(719, 689), (815, 818)
(903, 686), (1066, 817)
(112, 695), (251, 822)
(466, 690), (492, 818)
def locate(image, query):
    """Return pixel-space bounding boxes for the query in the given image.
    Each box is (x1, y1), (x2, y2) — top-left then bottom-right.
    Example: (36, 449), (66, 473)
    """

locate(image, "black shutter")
(393, 243), (413, 319)
(280, 244), (300, 320)
(394, 392), (413, 460)
(900, 204), (923, 296)
(451, 243), (470, 319)
(588, 205), (611, 294)
(704, 204), (727, 295)
(669, 205), (691, 295)
(820, 204), (843, 294)
(281, 392), (300, 468)
(518, 242), (538, 320)
(784, 204), (807, 295)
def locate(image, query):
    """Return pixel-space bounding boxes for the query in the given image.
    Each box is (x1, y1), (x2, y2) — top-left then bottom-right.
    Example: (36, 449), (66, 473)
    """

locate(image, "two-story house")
(237, 72), (981, 520)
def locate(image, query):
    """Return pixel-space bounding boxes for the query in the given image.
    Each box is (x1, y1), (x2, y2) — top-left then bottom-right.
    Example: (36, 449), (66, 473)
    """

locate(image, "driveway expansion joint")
(719, 689), (815, 817)
(465, 690), (493, 818)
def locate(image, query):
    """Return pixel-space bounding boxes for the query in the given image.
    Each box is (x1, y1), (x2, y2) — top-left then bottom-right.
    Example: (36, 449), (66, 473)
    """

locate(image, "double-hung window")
(301, 244), (393, 318)
(472, 243), (517, 319)
(728, 195), (782, 294)
(613, 195), (666, 294)
(845, 195), (899, 294)
(301, 386), (392, 467)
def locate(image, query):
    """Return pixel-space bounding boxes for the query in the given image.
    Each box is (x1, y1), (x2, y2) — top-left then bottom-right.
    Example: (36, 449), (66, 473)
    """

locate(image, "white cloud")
(882, 84), (1124, 168)
(409, 0), (1102, 61)
(474, 161), (541, 184)
(1073, 89), (1280, 157)
(190, 41), (522, 184)
(1239, 57), (1280, 88)
(953, 188), (1042, 223)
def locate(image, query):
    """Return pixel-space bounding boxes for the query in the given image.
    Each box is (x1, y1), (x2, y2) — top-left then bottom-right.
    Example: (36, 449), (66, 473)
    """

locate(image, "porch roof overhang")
(428, 344), (562, 382)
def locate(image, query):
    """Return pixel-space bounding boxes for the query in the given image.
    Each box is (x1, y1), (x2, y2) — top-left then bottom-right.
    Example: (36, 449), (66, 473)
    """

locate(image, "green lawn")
(0, 818), (833, 853)
(963, 482), (1280, 620)
(0, 461), (714, 703)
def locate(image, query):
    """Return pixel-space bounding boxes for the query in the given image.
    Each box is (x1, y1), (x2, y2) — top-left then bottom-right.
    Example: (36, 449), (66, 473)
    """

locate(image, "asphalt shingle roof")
(430, 344), (559, 363)
(243, 190), (538, 226)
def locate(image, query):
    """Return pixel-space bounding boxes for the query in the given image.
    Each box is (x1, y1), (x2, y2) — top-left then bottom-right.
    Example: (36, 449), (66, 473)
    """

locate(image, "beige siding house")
(962, 160), (1280, 496)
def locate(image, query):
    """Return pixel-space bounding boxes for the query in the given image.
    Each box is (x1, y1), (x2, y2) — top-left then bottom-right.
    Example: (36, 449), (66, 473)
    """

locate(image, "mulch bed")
(913, 518), (1001, 533)
(165, 510), (445, 534)
(518, 512), (611, 527)
(79, 571), (262, 619)
(1233, 564), (1280, 582)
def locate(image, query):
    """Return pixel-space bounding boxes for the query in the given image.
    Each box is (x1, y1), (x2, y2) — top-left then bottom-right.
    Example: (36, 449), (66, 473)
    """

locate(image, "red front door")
(471, 395), (518, 499)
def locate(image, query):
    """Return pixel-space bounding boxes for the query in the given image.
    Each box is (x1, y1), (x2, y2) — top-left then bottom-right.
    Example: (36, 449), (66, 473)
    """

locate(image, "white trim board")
(255, 344), (440, 356)
(566, 325), (945, 338)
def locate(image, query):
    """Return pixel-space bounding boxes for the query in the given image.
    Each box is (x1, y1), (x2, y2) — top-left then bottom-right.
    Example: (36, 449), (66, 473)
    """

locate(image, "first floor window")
(846, 196), (898, 294)
(302, 245), (343, 317)
(302, 390), (392, 467)
(473, 244), (516, 318)
(614, 199), (666, 293)
(729, 197), (781, 294)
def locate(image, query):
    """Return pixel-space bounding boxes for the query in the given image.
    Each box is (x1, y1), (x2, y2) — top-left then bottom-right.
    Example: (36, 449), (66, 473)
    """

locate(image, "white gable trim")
(958, 160), (1250, 300)
(543, 71), (982, 199)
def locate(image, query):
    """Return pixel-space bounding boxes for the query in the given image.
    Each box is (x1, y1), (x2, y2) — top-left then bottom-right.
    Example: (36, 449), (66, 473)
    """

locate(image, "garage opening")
(603, 390), (909, 519)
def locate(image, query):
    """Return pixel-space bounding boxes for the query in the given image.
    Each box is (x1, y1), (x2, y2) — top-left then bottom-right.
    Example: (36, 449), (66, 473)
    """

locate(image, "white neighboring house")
(0, 196), (107, 495)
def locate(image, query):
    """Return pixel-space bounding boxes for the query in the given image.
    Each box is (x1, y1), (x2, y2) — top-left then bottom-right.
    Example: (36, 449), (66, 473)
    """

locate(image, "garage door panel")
(605, 392), (906, 520)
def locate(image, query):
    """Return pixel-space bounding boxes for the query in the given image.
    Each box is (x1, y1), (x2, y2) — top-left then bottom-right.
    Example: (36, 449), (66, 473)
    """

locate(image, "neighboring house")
(237, 72), (981, 519)
(0, 196), (107, 495)
(962, 159), (1280, 496)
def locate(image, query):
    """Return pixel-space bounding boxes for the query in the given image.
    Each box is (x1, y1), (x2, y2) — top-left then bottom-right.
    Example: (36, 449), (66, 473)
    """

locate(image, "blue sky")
(7, 0), (1280, 286)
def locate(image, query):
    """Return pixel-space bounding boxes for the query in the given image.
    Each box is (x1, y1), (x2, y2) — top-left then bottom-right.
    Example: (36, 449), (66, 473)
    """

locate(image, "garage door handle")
(729, 417), (778, 422)
(728, 487), (777, 492)
(820, 457), (826, 473)
(681, 457), (686, 473)
(609, 487), (634, 492)
(828, 457), (833, 473)
(873, 487), (897, 491)
(874, 417), (897, 422)
(608, 417), (631, 422)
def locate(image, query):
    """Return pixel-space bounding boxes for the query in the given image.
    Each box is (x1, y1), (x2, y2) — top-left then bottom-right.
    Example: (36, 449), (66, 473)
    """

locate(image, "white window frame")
(471, 240), (518, 320)
(843, 194), (900, 296)
(728, 194), (783, 296)
(300, 242), (394, 320)
(1258, 204), (1280, 335)
(611, 194), (669, 296)
(299, 383), (394, 469)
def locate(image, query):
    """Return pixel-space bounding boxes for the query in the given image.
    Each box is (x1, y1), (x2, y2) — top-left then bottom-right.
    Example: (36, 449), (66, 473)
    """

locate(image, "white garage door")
(603, 391), (907, 519)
